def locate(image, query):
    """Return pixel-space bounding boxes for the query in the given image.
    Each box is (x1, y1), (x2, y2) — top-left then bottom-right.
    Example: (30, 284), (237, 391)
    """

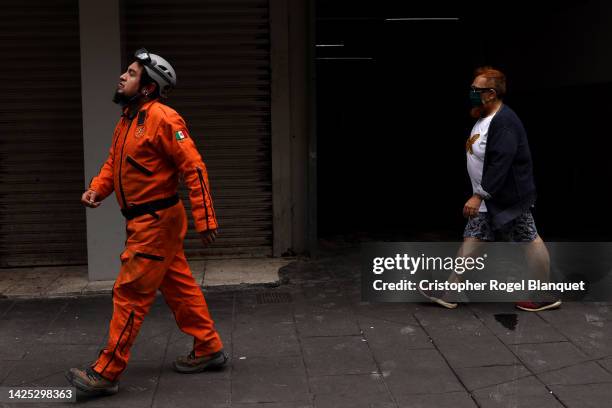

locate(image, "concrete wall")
(79, 0), (124, 280)
(270, 0), (316, 256)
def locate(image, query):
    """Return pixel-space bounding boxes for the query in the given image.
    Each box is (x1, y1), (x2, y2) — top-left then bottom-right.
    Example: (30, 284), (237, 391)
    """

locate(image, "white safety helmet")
(134, 48), (177, 98)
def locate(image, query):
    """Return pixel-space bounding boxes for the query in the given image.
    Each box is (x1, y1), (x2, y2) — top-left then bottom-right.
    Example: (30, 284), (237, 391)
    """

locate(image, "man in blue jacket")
(423, 67), (561, 312)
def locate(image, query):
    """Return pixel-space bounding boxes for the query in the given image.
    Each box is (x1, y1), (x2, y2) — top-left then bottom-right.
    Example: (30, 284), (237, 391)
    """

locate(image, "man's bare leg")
(523, 234), (550, 282)
(516, 234), (562, 311)
(419, 238), (486, 308)
(447, 237), (485, 285)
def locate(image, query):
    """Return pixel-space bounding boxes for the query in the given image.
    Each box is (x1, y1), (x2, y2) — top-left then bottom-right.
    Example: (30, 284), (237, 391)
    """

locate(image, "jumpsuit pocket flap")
(134, 251), (165, 261)
(117, 247), (168, 293)
(126, 155), (153, 176)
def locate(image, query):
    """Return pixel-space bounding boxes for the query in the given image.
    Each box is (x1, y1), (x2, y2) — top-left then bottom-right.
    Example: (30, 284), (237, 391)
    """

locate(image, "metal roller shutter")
(0, 0), (86, 267)
(124, 0), (273, 258)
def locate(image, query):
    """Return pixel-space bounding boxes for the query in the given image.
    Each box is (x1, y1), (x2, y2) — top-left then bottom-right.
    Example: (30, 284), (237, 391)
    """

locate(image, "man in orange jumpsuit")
(66, 48), (227, 396)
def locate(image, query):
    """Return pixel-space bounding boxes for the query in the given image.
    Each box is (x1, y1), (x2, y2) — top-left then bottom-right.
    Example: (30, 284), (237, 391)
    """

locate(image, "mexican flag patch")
(175, 130), (186, 141)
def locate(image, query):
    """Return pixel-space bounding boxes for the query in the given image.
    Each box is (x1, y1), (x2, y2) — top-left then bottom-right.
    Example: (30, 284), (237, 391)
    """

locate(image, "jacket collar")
(122, 99), (158, 119)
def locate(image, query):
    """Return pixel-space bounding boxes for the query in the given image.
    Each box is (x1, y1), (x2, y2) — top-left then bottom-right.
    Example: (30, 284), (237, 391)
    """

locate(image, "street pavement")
(1, 247), (611, 407)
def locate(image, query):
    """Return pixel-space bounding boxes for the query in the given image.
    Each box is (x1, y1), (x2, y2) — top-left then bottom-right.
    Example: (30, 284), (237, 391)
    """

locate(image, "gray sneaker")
(65, 367), (119, 396)
(173, 349), (229, 374)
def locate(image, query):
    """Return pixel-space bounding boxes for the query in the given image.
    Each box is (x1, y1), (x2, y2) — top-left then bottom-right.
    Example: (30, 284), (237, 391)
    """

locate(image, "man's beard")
(470, 105), (485, 119)
(112, 90), (140, 107)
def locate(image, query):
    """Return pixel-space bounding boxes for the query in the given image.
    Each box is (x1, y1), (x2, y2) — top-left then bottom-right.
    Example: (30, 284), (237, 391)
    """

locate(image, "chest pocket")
(126, 155), (153, 176)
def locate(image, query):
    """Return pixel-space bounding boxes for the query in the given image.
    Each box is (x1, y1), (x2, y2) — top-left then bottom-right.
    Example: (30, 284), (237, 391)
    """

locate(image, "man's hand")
(81, 189), (101, 208)
(463, 194), (482, 218)
(200, 229), (218, 247)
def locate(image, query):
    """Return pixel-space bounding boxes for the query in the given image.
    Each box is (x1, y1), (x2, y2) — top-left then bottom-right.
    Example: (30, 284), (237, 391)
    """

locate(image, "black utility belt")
(120, 194), (179, 220)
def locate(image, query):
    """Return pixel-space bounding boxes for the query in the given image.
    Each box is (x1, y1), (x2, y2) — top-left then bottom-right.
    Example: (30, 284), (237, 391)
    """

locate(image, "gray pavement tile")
(2, 344), (99, 386)
(552, 323), (612, 359)
(301, 336), (377, 376)
(23, 343), (100, 364)
(7, 276), (60, 297)
(231, 355), (309, 404)
(201, 291), (235, 305)
(38, 305), (112, 345)
(455, 365), (532, 391)
(232, 354), (305, 377)
(314, 395), (395, 408)
(537, 303), (612, 358)
(0, 299), (14, 317)
(236, 303), (295, 325)
(353, 302), (424, 325)
(231, 372), (309, 404)
(548, 302), (612, 322)
(511, 341), (589, 374)
(396, 391), (477, 408)
(299, 282), (349, 301)
(470, 304), (566, 345)
(309, 374), (393, 407)
(294, 305), (361, 337)
(292, 289), (353, 312)
(77, 361), (161, 407)
(153, 375), (229, 408)
(434, 333), (519, 369)
(45, 273), (88, 296)
(129, 330), (171, 362)
(68, 295), (113, 311)
(598, 357), (612, 373)
(0, 360), (18, 384)
(358, 315), (433, 351)
(538, 361), (612, 386)
(472, 376), (564, 408)
(233, 291), (261, 308)
(414, 307), (487, 340)
(550, 383), (612, 408)
(233, 321), (300, 358)
(376, 349), (464, 396)
(2, 298), (67, 321)
(0, 320), (52, 360)
(233, 402), (313, 408)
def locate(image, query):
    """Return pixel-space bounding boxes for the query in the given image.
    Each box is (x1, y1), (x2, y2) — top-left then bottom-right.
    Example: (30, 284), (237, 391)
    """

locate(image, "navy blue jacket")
(481, 104), (537, 229)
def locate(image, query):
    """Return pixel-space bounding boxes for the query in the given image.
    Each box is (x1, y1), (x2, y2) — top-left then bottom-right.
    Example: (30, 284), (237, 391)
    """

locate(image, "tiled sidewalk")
(0, 250), (611, 407)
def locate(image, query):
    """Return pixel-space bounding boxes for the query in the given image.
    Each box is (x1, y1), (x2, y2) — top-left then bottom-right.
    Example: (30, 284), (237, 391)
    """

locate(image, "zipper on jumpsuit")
(196, 167), (214, 227)
(100, 310), (135, 377)
(118, 119), (135, 210)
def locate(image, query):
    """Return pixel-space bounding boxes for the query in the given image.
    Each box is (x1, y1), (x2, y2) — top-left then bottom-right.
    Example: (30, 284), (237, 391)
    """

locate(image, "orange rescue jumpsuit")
(88, 99), (223, 381)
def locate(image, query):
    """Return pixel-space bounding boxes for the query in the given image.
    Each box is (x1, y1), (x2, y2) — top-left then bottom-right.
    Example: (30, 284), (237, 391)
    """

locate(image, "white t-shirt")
(466, 113), (497, 212)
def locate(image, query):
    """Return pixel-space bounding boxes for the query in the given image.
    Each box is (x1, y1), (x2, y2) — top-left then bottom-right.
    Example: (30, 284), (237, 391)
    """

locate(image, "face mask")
(469, 89), (483, 107)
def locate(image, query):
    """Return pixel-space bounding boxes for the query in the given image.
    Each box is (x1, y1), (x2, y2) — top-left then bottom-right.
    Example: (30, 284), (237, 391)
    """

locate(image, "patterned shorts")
(463, 210), (538, 242)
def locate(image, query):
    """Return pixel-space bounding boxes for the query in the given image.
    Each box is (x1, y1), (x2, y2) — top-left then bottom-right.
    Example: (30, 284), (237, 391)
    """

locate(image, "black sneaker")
(173, 349), (229, 374)
(65, 367), (119, 396)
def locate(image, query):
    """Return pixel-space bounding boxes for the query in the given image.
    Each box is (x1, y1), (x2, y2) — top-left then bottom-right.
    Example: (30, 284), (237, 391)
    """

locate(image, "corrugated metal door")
(0, 0), (86, 267)
(124, 0), (273, 258)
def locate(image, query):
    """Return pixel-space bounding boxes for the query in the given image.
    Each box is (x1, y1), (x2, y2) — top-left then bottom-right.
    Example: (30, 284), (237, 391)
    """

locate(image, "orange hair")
(474, 66), (506, 98)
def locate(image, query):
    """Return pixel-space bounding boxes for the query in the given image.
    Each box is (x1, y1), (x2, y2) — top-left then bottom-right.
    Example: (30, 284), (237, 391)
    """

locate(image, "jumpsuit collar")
(122, 99), (158, 120)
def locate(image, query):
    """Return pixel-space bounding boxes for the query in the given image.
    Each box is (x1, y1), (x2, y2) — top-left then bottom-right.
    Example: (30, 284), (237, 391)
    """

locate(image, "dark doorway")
(316, 3), (474, 240)
(316, 0), (612, 241)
